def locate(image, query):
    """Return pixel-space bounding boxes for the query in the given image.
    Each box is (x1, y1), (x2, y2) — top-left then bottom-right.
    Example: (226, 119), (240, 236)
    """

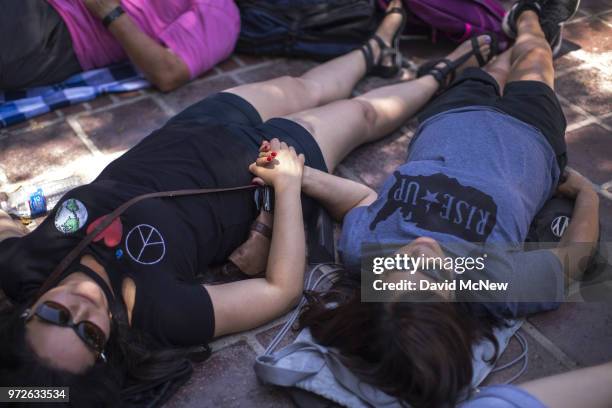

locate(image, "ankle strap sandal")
(417, 32), (499, 88)
(360, 7), (407, 78)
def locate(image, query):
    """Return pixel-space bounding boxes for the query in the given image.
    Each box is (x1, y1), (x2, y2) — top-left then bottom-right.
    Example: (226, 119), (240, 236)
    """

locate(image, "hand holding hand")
(249, 138), (305, 191)
(556, 167), (595, 199)
(82, 0), (120, 20)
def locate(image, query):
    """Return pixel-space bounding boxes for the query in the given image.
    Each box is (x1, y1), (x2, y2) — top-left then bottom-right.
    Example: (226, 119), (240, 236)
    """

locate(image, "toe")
(475, 34), (493, 61)
(481, 44), (492, 60)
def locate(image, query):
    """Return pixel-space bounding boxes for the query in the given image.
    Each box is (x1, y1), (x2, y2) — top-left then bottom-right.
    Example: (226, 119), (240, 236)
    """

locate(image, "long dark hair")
(299, 271), (504, 408)
(0, 292), (193, 407)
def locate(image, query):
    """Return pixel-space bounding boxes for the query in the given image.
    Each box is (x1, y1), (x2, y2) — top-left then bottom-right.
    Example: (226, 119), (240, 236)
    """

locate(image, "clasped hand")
(556, 167), (596, 199)
(249, 138), (304, 191)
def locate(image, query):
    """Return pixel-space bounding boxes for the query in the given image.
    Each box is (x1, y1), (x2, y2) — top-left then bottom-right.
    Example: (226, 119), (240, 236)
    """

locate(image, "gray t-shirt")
(339, 107), (564, 316)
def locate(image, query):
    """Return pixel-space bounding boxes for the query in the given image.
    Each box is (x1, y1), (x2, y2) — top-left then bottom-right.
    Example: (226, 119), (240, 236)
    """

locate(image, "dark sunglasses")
(22, 301), (108, 362)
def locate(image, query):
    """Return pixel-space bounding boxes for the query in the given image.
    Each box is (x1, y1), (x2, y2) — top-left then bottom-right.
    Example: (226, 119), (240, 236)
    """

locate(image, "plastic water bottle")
(0, 175), (83, 219)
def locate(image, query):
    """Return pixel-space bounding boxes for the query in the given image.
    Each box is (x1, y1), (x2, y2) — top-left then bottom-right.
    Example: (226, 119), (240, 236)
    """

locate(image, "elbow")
(286, 290), (303, 309)
(274, 284), (303, 311)
(153, 73), (183, 93)
(155, 81), (175, 93)
(151, 68), (187, 92)
(365, 189), (378, 205)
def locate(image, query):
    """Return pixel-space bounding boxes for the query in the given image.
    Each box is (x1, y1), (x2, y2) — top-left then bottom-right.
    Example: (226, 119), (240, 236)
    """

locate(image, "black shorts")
(418, 68), (567, 171)
(165, 92), (328, 219)
(0, 0), (81, 89)
(167, 92), (328, 174)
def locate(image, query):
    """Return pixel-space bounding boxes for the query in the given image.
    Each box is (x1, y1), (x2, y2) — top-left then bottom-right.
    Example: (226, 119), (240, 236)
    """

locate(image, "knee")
(526, 44), (552, 61)
(288, 116), (316, 136)
(353, 99), (378, 132)
(290, 76), (323, 107)
(514, 37), (552, 60)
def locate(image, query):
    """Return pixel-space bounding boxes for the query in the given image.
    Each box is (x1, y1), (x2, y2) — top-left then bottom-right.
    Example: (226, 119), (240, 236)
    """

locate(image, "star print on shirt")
(420, 190), (440, 212)
(370, 172), (498, 242)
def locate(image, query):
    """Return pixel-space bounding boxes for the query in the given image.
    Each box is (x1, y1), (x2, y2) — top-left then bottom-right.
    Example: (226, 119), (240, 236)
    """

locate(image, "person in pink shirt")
(0, 0), (240, 91)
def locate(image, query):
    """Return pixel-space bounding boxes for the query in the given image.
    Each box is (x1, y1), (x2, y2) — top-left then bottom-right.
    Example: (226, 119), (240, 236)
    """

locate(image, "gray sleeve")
(338, 206), (369, 270)
(460, 249), (564, 317)
(459, 385), (547, 408)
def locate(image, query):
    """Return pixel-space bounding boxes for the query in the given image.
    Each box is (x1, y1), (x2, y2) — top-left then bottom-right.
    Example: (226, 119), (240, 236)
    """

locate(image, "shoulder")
(0, 236), (43, 302)
(131, 276), (215, 347)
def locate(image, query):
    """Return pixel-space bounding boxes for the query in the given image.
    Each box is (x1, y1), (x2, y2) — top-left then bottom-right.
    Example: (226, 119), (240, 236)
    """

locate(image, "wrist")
(301, 166), (314, 189)
(101, 5), (125, 27)
(273, 180), (302, 195)
(577, 187), (599, 202)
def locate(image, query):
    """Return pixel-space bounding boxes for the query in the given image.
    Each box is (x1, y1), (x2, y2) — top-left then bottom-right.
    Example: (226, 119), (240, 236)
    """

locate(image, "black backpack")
(527, 196), (610, 301)
(236, 0), (379, 61)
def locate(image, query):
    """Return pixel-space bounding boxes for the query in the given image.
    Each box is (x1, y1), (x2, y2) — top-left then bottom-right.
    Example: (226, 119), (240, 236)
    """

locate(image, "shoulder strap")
(35, 185), (257, 299)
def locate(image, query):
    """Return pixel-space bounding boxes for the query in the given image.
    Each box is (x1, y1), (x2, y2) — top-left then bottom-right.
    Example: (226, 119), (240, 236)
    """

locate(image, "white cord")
(497, 331), (529, 384)
(263, 265), (530, 385)
(263, 263), (342, 355)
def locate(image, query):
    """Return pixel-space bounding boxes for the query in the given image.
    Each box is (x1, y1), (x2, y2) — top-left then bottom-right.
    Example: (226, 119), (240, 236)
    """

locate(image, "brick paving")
(1, 3), (611, 406)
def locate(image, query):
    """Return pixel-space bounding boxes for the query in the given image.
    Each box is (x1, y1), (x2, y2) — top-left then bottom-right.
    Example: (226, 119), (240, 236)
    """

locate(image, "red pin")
(86, 215), (123, 248)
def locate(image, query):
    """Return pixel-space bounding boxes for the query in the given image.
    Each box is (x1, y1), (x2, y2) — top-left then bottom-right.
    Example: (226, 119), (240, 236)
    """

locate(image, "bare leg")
(285, 36), (492, 171)
(507, 10), (555, 88)
(284, 76), (438, 171)
(225, 0), (405, 121)
(483, 47), (513, 92)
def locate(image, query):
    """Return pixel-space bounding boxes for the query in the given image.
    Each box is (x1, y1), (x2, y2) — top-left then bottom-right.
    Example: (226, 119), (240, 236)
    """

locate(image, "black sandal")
(417, 32), (499, 87)
(360, 6), (407, 78)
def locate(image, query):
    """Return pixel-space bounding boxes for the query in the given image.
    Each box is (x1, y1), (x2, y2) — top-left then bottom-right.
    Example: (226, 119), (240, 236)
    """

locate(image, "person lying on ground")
(0, 1), (494, 404)
(0, 0), (239, 92)
(295, 0), (597, 406)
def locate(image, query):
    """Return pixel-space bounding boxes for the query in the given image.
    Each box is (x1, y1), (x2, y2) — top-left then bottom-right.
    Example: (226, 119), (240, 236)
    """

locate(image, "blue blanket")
(0, 63), (149, 128)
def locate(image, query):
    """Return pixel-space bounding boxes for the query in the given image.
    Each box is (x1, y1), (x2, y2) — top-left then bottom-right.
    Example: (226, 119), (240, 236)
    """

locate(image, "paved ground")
(1, 1), (611, 406)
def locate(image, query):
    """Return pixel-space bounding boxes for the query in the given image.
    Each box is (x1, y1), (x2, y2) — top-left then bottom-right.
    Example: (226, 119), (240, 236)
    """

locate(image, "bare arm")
(206, 139), (306, 337)
(301, 166), (378, 222)
(550, 168), (600, 282)
(520, 361), (612, 408)
(83, 0), (190, 92)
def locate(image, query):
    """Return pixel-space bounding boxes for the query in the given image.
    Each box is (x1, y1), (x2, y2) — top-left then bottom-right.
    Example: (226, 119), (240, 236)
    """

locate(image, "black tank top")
(0, 121), (264, 346)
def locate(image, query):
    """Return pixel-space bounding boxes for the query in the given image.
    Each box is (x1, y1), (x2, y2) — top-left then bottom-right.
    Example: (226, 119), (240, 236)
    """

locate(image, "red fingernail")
(271, 152), (277, 157)
(267, 157), (272, 162)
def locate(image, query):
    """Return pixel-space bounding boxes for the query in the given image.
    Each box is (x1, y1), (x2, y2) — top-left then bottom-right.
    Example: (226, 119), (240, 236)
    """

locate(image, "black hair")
(0, 293), (192, 407)
(300, 270), (505, 408)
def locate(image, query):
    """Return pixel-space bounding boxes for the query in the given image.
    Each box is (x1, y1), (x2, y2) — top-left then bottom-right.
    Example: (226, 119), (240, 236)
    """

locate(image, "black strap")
(471, 32), (498, 67)
(360, 41), (374, 73)
(472, 36), (487, 67)
(69, 262), (116, 303)
(417, 32), (499, 86)
(102, 6), (125, 28)
(360, 35), (387, 74)
(35, 184), (258, 299)
(426, 58), (452, 85)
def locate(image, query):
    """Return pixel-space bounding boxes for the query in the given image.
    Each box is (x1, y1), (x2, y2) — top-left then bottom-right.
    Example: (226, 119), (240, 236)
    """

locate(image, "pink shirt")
(46, 0), (240, 78)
